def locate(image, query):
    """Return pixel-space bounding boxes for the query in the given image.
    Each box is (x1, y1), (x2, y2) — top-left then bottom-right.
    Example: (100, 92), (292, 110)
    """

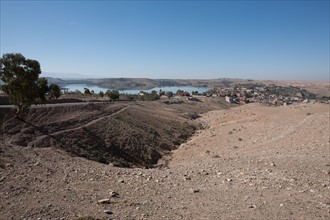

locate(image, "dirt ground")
(0, 100), (329, 219)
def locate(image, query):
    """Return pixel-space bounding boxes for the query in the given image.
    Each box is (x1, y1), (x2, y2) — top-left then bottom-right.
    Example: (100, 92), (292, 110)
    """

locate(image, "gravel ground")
(0, 102), (329, 220)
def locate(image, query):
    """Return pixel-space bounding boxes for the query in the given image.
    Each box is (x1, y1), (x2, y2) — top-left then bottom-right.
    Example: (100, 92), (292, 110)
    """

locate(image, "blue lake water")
(61, 84), (209, 94)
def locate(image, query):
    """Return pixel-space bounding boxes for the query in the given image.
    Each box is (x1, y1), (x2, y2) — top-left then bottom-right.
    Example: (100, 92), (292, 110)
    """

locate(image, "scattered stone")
(249, 204), (257, 209)
(98, 198), (111, 204)
(103, 209), (113, 215)
(110, 191), (119, 198)
(227, 178), (233, 182)
(118, 179), (124, 183)
(190, 189), (200, 193)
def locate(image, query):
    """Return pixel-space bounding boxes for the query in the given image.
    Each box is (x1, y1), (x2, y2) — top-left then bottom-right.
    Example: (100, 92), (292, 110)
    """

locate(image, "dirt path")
(35, 105), (128, 139)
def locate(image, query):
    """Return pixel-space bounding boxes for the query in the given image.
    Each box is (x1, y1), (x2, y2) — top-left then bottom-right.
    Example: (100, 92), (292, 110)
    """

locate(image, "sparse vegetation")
(0, 53), (60, 117)
(0, 53), (41, 116)
(49, 83), (61, 99)
(106, 89), (120, 102)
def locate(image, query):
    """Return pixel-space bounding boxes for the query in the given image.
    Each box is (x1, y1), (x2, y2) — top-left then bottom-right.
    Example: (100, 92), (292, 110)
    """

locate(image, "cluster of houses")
(149, 84), (328, 106)
(214, 84), (324, 106)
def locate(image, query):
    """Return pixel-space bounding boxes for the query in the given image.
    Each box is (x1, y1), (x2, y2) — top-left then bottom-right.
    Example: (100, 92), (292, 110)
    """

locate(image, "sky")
(1, 0), (329, 80)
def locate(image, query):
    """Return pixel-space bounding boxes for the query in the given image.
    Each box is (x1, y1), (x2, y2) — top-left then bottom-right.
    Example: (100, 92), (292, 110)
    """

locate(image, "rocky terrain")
(0, 101), (222, 168)
(0, 100), (329, 219)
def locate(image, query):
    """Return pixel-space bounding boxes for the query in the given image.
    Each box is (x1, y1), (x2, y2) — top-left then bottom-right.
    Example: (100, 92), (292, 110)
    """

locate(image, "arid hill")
(0, 100), (328, 219)
(1, 101), (212, 168)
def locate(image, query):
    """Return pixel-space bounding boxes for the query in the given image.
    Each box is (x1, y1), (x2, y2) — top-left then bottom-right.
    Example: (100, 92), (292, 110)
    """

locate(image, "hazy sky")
(1, 0), (329, 80)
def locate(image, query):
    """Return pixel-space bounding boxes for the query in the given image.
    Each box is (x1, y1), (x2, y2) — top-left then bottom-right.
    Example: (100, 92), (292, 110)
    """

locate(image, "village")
(174, 83), (330, 106)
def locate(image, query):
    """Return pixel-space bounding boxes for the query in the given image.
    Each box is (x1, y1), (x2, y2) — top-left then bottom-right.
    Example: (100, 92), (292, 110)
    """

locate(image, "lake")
(60, 84), (209, 94)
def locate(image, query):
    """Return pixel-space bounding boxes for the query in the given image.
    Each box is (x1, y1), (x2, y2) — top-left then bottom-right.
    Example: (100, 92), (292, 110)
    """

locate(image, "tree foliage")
(84, 88), (92, 95)
(165, 91), (174, 99)
(0, 53), (62, 116)
(37, 77), (50, 102)
(127, 91), (160, 101)
(49, 83), (61, 99)
(99, 91), (104, 98)
(0, 53), (41, 114)
(105, 89), (120, 102)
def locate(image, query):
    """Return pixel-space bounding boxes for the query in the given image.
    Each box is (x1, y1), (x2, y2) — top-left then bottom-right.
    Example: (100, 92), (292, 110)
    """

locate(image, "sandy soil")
(0, 101), (329, 219)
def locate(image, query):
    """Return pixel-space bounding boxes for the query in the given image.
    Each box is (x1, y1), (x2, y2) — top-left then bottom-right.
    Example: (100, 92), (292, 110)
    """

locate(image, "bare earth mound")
(0, 102), (329, 219)
(0, 102), (200, 168)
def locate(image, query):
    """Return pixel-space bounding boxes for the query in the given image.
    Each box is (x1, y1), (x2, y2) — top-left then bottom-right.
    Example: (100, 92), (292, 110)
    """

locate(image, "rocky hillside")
(0, 102), (199, 168)
(0, 102), (328, 220)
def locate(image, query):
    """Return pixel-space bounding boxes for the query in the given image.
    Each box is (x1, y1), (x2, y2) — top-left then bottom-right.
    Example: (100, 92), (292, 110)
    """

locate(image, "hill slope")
(0, 102), (199, 168)
(0, 102), (328, 219)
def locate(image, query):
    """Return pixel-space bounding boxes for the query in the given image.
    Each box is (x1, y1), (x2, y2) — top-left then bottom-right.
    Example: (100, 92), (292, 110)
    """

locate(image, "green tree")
(84, 88), (91, 95)
(165, 91), (174, 99)
(0, 53), (41, 117)
(105, 89), (120, 102)
(99, 91), (104, 98)
(37, 77), (49, 103)
(49, 83), (61, 99)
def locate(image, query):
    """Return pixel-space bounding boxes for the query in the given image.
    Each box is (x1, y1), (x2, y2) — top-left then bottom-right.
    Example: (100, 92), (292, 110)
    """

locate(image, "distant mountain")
(45, 77), (66, 84)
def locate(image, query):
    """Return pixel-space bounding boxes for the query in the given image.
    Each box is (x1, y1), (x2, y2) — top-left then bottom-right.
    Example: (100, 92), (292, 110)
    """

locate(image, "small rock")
(5, 163), (12, 167)
(103, 209), (113, 215)
(249, 204), (256, 209)
(227, 178), (233, 182)
(98, 199), (111, 204)
(190, 189), (200, 193)
(110, 191), (119, 198)
(118, 179), (124, 183)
